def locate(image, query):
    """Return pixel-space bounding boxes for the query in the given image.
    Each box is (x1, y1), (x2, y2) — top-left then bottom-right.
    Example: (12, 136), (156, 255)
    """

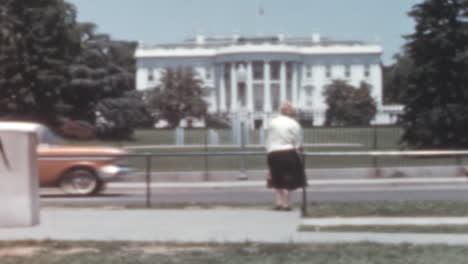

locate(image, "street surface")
(40, 184), (468, 207)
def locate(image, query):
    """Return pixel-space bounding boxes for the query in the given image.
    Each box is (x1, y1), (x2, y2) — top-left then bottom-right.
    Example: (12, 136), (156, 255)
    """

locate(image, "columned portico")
(136, 33), (388, 127)
(217, 59), (302, 116)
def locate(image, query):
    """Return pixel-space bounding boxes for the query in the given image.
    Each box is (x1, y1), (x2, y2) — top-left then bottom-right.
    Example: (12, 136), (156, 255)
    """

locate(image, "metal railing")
(40, 149), (468, 216)
(123, 150), (468, 216)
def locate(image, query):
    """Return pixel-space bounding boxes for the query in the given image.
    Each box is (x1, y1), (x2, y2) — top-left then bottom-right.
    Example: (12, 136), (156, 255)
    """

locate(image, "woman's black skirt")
(267, 150), (307, 190)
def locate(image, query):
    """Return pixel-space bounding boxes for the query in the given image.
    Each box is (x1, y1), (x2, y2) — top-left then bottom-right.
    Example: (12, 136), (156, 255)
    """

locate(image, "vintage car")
(37, 125), (131, 195)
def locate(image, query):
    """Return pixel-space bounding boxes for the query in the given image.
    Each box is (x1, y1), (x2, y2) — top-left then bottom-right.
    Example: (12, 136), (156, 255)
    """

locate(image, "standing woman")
(266, 102), (307, 211)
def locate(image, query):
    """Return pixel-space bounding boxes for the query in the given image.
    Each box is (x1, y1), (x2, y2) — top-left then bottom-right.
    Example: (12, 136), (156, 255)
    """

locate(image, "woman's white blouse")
(266, 115), (302, 153)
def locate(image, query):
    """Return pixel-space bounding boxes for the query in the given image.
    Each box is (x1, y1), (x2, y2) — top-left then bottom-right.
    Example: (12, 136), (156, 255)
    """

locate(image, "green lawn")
(300, 201), (468, 234)
(2, 241), (468, 264)
(67, 127), (403, 149)
(65, 127), (468, 172)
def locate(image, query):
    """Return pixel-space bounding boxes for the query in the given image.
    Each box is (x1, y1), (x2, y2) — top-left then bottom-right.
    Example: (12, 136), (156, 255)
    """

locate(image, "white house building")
(135, 33), (398, 127)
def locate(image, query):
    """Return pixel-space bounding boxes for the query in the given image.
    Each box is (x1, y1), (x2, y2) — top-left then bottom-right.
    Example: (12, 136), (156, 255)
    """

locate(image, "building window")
(253, 61), (263, 80)
(304, 85), (314, 96)
(270, 61), (280, 80)
(148, 69), (154, 81)
(286, 63), (293, 80)
(306, 65), (312, 78)
(325, 65), (332, 78)
(224, 64), (230, 81)
(306, 100), (313, 107)
(345, 65), (351, 78)
(205, 68), (211, 80)
(364, 65), (371, 77)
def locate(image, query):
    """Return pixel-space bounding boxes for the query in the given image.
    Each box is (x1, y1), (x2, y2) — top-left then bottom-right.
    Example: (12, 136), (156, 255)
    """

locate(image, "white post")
(175, 127), (185, 145)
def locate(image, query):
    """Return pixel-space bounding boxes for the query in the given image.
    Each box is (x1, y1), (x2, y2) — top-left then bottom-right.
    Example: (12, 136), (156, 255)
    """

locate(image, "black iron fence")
(125, 150), (468, 215)
(40, 149), (468, 216)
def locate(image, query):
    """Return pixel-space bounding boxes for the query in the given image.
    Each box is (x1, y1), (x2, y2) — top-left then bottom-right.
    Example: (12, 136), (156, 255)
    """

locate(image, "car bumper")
(97, 165), (134, 181)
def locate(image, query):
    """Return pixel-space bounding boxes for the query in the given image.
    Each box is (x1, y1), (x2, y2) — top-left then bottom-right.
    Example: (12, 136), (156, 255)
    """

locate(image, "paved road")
(40, 184), (468, 207)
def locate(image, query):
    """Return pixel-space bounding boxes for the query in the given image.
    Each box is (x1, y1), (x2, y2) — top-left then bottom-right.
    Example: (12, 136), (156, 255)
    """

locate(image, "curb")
(108, 177), (468, 189)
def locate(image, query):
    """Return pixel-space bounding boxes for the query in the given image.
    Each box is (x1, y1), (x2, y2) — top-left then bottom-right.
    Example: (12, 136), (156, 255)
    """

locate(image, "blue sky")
(68, 0), (422, 65)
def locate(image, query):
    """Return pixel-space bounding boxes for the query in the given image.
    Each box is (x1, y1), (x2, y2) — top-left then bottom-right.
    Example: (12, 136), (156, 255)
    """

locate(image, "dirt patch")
(126, 245), (214, 255)
(0, 247), (42, 257)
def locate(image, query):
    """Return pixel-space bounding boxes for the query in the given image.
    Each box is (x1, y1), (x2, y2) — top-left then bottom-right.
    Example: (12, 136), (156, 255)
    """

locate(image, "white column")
(209, 66), (217, 112)
(300, 63), (307, 108)
(292, 62), (298, 107)
(371, 64), (383, 108)
(136, 68), (148, 91)
(263, 60), (272, 112)
(280, 61), (286, 103)
(219, 64), (227, 112)
(246, 61), (254, 113)
(230, 62), (238, 112)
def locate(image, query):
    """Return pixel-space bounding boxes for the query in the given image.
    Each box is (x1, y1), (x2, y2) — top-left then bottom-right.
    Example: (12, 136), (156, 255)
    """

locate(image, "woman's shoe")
(273, 205), (283, 211)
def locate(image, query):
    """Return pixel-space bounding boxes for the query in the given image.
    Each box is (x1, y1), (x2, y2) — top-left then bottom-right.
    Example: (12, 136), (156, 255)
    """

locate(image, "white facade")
(135, 34), (389, 126)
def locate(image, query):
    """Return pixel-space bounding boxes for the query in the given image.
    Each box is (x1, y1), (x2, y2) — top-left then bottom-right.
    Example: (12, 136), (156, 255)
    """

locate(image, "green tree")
(0, 0), (81, 123)
(147, 67), (208, 128)
(400, 0), (468, 148)
(95, 91), (152, 140)
(382, 52), (413, 104)
(323, 80), (377, 126)
(64, 22), (137, 122)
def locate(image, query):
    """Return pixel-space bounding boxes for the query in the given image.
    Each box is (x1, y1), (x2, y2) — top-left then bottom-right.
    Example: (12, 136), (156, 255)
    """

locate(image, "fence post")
(203, 127), (209, 181)
(373, 125), (381, 177)
(145, 154), (152, 208)
(238, 121), (248, 180)
(301, 153), (308, 217)
(455, 155), (466, 176)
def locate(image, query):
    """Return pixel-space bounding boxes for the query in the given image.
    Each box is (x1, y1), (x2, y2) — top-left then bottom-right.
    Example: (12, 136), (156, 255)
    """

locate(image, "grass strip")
(1, 240), (468, 264)
(306, 201), (468, 217)
(299, 225), (468, 233)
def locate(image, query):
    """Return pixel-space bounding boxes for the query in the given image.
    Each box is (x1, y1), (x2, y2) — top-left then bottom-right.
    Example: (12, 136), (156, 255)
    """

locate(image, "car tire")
(59, 168), (103, 196)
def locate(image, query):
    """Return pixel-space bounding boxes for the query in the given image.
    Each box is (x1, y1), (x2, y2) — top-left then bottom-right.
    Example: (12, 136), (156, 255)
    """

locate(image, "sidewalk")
(2, 208), (468, 245)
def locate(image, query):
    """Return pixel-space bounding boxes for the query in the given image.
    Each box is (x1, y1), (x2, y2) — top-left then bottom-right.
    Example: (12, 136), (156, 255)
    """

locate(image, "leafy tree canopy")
(382, 52), (413, 105)
(95, 91), (152, 140)
(0, 0), (81, 123)
(146, 67), (208, 128)
(63, 22), (137, 122)
(400, 0), (468, 148)
(323, 80), (377, 126)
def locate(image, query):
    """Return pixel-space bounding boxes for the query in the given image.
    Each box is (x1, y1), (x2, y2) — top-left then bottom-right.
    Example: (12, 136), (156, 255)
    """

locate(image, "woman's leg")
(281, 189), (291, 209)
(274, 188), (284, 207)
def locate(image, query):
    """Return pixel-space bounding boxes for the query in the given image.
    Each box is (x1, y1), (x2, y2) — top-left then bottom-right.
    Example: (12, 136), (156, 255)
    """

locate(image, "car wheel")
(60, 168), (102, 195)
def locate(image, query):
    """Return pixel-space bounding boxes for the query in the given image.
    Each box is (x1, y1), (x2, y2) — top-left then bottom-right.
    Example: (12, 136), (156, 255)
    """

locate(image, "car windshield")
(37, 126), (64, 146)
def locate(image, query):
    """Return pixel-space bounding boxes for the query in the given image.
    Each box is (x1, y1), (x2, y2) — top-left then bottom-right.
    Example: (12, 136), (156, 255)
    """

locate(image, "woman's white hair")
(280, 101), (295, 117)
